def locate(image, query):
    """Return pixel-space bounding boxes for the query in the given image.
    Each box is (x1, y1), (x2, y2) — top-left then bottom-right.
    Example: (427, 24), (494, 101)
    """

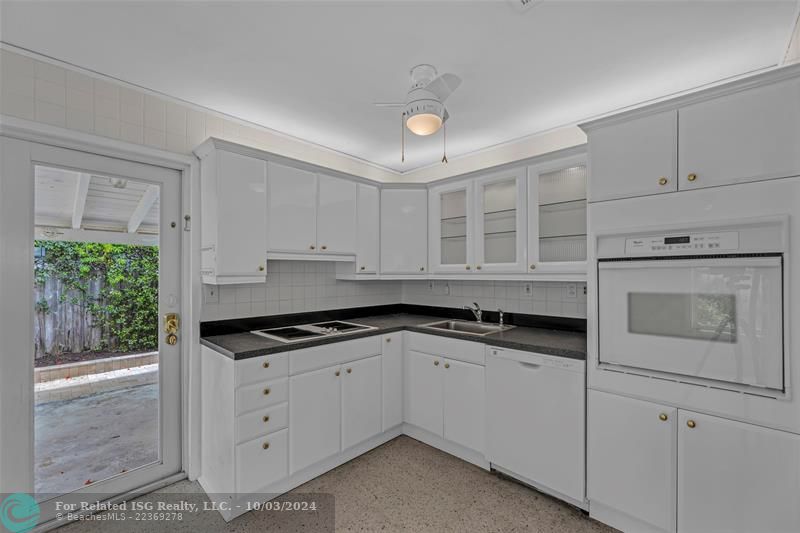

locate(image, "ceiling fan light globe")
(406, 113), (442, 136)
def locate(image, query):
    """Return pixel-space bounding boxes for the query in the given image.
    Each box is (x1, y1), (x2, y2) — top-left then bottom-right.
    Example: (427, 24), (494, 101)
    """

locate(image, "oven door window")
(598, 256), (783, 390)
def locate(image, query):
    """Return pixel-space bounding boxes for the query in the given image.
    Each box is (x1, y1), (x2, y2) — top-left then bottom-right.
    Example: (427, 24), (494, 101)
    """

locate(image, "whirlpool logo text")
(0, 493), (40, 533)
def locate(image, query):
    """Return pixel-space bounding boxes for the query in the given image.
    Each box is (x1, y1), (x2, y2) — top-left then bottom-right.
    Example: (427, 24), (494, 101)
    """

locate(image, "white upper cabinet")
(474, 168), (527, 273)
(381, 189), (428, 274)
(678, 77), (800, 191)
(355, 183), (380, 274)
(199, 145), (267, 284)
(267, 161), (317, 254)
(527, 156), (587, 273)
(429, 181), (474, 273)
(587, 110), (677, 202)
(316, 173), (356, 254)
(677, 410), (800, 533)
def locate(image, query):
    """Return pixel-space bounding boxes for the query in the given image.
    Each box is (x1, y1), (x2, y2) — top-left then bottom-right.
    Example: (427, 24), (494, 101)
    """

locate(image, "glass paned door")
(474, 170), (527, 273)
(537, 165), (587, 263)
(430, 182), (473, 272)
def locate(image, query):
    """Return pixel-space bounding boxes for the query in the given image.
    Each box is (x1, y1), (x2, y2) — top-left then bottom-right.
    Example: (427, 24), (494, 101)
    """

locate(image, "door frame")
(0, 116), (202, 493)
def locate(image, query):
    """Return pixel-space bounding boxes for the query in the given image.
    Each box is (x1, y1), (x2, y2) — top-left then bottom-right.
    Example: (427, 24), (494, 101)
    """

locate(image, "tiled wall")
(401, 280), (587, 319)
(201, 261), (402, 321)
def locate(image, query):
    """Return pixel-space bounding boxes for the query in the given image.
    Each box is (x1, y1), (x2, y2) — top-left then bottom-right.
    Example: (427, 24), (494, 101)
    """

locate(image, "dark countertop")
(201, 312), (587, 361)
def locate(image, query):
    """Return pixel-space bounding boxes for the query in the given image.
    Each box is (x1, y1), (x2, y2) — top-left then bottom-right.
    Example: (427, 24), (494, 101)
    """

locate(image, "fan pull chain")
(401, 112), (405, 163)
(441, 121), (448, 164)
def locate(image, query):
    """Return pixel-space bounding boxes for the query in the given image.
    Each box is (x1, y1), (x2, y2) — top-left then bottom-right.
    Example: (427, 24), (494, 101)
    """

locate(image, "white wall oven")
(597, 218), (787, 394)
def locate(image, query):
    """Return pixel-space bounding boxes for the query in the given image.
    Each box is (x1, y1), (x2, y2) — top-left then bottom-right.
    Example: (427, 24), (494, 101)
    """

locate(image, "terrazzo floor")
(58, 435), (616, 532)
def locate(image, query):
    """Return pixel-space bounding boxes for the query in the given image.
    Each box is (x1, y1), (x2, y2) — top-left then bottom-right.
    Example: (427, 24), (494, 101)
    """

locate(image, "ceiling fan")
(374, 64), (462, 163)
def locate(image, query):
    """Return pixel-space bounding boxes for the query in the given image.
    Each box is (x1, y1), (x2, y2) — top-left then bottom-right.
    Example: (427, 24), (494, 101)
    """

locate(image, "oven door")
(598, 255), (784, 390)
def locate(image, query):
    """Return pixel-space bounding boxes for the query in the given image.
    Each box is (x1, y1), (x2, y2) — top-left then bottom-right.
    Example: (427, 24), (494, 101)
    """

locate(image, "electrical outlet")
(428, 280), (435, 291)
(566, 284), (577, 299)
(444, 282), (451, 296)
(523, 283), (532, 296)
(203, 284), (219, 304)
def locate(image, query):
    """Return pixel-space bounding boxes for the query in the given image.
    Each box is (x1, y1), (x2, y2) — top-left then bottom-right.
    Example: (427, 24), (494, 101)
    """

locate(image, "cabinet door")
(341, 355), (382, 450)
(474, 170), (527, 273)
(267, 161), (317, 253)
(289, 365), (341, 474)
(587, 110), (677, 201)
(317, 173), (356, 254)
(356, 183), (380, 273)
(442, 358), (484, 454)
(381, 333), (403, 430)
(528, 157), (587, 273)
(380, 189), (428, 274)
(215, 150), (267, 276)
(679, 77), (800, 191)
(678, 411), (800, 533)
(403, 350), (443, 436)
(429, 181), (474, 273)
(587, 390), (677, 533)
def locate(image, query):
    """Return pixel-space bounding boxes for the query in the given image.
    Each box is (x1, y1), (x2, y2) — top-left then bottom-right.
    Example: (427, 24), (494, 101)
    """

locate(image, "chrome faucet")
(464, 302), (482, 323)
(498, 308), (504, 327)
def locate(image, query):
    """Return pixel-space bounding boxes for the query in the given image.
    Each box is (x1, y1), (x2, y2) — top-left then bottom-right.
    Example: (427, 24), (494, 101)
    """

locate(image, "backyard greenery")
(34, 241), (159, 357)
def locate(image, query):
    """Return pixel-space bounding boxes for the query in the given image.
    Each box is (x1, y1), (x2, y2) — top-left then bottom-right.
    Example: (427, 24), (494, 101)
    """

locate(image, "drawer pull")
(444, 363), (450, 369)
(687, 419), (696, 429)
(262, 361), (270, 369)
(386, 337), (391, 343)
(335, 370), (340, 377)
(658, 176), (668, 186)
(346, 368), (352, 374)
(263, 415), (270, 423)
(434, 360), (439, 366)
(659, 413), (668, 422)
(262, 442), (270, 450)
(263, 387), (271, 396)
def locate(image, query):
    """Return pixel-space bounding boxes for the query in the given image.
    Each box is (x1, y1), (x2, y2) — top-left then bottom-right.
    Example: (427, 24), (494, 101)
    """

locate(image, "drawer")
(236, 352), (289, 387)
(236, 402), (288, 444)
(289, 336), (381, 375)
(236, 377), (288, 415)
(407, 332), (485, 365)
(235, 428), (288, 494)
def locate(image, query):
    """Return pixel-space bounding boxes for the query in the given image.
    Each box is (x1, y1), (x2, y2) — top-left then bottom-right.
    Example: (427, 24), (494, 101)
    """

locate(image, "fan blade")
(373, 102), (405, 107)
(442, 108), (450, 123)
(425, 73), (461, 102)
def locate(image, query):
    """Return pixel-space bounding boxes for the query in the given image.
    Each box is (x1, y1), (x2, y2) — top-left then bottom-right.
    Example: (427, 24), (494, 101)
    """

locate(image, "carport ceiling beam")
(128, 185), (159, 234)
(71, 173), (91, 230)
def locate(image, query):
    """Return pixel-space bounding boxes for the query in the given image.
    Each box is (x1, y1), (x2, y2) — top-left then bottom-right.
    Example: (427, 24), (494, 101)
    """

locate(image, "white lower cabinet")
(341, 355), (382, 450)
(677, 411), (800, 533)
(443, 358), (484, 455)
(404, 350), (444, 437)
(587, 390), (677, 533)
(236, 429), (288, 494)
(289, 365), (341, 474)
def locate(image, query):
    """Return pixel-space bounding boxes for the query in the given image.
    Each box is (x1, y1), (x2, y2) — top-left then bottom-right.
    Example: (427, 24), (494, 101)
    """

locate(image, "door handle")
(164, 313), (180, 334)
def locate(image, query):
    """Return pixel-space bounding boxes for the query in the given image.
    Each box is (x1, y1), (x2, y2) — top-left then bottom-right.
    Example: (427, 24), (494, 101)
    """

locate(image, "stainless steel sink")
(420, 319), (514, 336)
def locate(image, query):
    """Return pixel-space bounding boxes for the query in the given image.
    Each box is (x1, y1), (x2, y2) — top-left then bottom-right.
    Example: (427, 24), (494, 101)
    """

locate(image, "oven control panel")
(625, 231), (740, 255)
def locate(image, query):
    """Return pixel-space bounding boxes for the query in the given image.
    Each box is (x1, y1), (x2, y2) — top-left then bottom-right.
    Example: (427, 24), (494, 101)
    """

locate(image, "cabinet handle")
(309, 245), (315, 250)
(258, 265), (265, 272)
(386, 337), (391, 343)
(335, 370), (340, 376)
(419, 266), (425, 272)
(262, 441), (270, 450)
(262, 361), (270, 369)
(360, 266), (366, 271)
(321, 245), (327, 250)
(346, 368), (352, 374)
(476, 265), (482, 270)
(529, 264), (536, 270)
(434, 360), (439, 366)
(444, 363), (450, 369)
(658, 177), (668, 186)
(263, 387), (270, 395)
(659, 413), (668, 421)
(263, 415), (270, 423)
(687, 173), (697, 182)
(465, 265), (471, 270)
(687, 419), (696, 429)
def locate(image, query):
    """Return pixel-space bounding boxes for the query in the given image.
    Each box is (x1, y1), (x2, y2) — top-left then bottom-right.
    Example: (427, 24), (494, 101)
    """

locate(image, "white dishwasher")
(485, 346), (586, 507)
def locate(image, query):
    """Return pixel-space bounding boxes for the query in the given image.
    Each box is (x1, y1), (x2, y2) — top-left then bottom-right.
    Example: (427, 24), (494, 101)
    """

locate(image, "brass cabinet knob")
(262, 361), (270, 369)
(346, 368), (352, 374)
(309, 244), (315, 250)
(321, 245), (327, 250)
(386, 337), (391, 343)
(465, 265), (471, 270)
(434, 360), (440, 366)
(529, 264), (536, 270)
(444, 363), (450, 369)
(258, 265), (265, 272)
(476, 265), (482, 270)
(687, 173), (697, 182)
(658, 177), (668, 186)
(263, 387), (271, 395)
(419, 266), (425, 272)
(360, 266), (366, 271)
(335, 370), (340, 376)
(263, 415), (270, 423)
(687, 419), (696, 428)
(659, 413), (668, 421)
(262, 442), (270, 450)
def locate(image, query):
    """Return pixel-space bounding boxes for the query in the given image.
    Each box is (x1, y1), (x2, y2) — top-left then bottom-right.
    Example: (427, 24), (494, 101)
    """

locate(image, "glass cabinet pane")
(538, 165), (587, 262)
(482, 180), (517, 264)
(440, 189), (467, 265)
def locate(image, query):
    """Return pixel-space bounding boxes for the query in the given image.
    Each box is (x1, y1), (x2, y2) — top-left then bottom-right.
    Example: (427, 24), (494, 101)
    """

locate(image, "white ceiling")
(2, 1), (798, 173)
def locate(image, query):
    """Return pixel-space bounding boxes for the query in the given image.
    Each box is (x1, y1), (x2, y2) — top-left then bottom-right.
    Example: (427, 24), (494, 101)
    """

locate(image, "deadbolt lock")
(166, 333), (178, 346)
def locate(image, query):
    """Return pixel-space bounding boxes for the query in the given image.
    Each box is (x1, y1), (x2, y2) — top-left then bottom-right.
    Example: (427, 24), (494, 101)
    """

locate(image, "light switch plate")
(203, 284), (219, 304)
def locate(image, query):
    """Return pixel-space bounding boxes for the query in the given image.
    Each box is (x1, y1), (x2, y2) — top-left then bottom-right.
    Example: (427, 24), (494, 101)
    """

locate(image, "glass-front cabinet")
(429, 181), (474, 273)
(527, 155), (588, 274)
(474, 168), (527, 273)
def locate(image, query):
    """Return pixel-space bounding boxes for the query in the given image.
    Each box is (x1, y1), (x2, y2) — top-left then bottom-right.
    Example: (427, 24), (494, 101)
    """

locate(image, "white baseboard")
(401, 423), (489, 470)
(589, 500), (672, 533)
(491, 464), (587, 511)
